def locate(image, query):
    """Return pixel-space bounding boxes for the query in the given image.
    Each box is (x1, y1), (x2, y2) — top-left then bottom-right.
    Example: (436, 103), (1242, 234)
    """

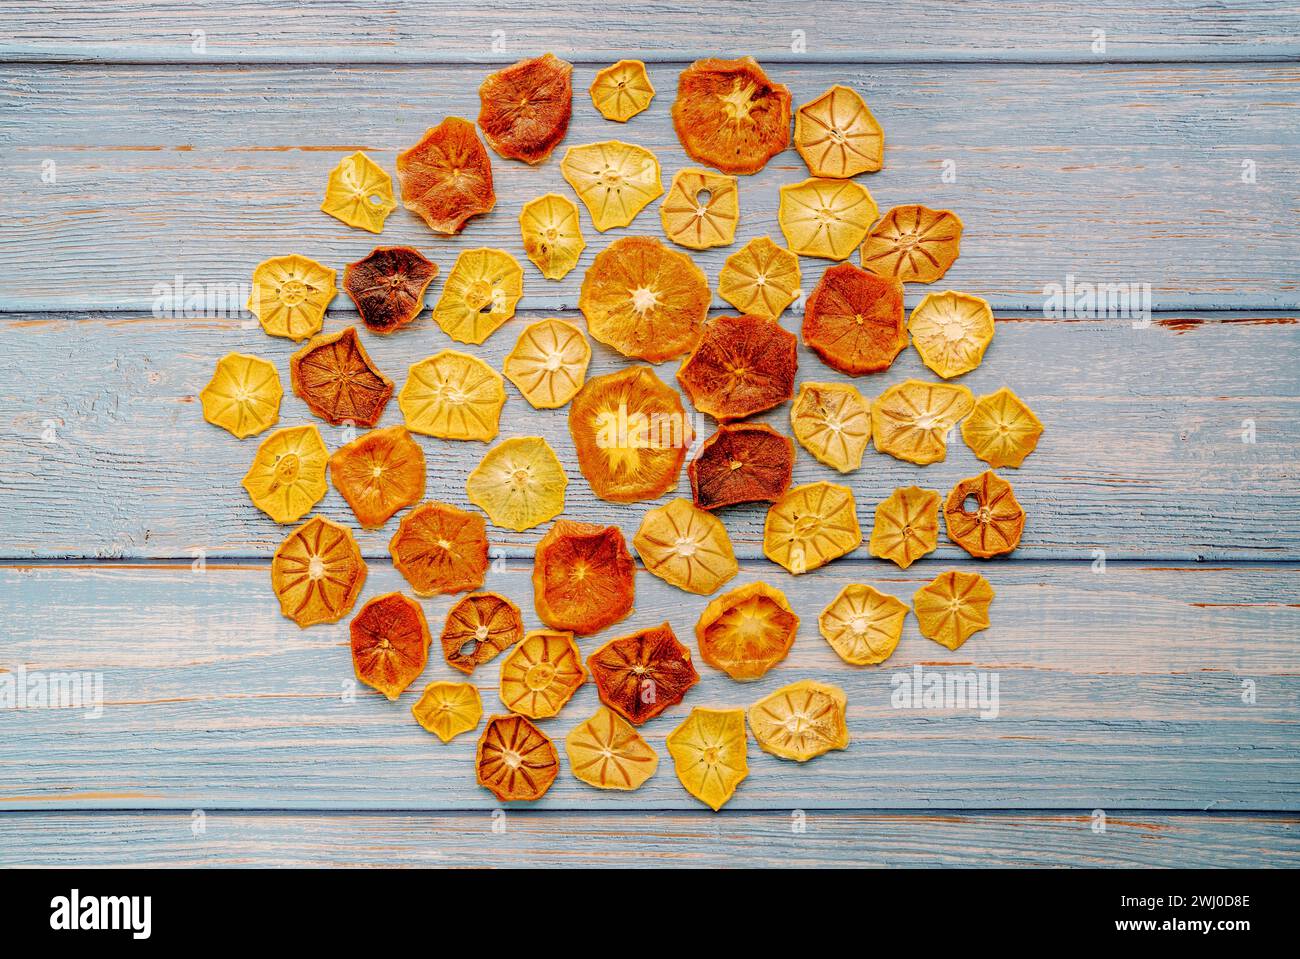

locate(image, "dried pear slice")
(666, 707), (748, 811)
(860, 205), (962, 284)
(560, 140), (663, 231)
(778, 177), (877, 261)
(503, 318), (591, 409)
(748, 679), (849, 761)
(913, 570), (994, 650)
(908, 290), (995, 379)
(389, 500), (489, 596)
(350, 591), (431, 701)
(818, 584), (908, 665)
(411, 681), (482, 743)
(329, 425), (426, 529)
(431, 248), (523, 345)
(247, 254), (336, 342)
(633, 497), (738, 595)
(695, 581), (798, 681)
(717, 236), (801, 321)
(961, 387), (1044, 469)
(320, 150), (397, 233)
(465, 436), (567, 532)
(763, 481), (862, 575)
(270, 516), (367, 628)
(398, 349), (505, 442)
(793, 84), (883, 178)
(660, 167), (739, 250)
(868, 486), (940, 569)
(589, 59), (655, 122)
(789, 382), (871, 473)
(200, 352), (282, 439)
(566, 706), (658, 791)
(498, 629), (586, 719)
(871, 379), (974, 465)
(241, 424), (329, 524)
(532, 520), (635, 636)
(519, 193), (586, 280)
(944, 470), (1025, 558)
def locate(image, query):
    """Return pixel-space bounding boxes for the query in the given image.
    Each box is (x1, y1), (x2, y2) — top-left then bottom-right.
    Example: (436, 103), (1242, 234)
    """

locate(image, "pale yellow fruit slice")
(398, 349), (505, 441)
(818, 584), (909, 665)
(789, 382), (871, 473)
(560, 140), (663, 231)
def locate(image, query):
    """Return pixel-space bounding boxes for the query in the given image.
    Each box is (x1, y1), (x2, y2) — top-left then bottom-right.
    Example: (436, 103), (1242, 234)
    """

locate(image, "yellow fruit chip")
(498, 629), (587, 719)
(320, 150), (398, 234)
(241, 424), (329, 524)
(763, 481), (862, 575)
(695, 581), (798, 681)
(560, 140), (663, 231)
(716, 236), (801, 321)
(778, 177), (878, 260)
(519, 193), (586, 280)
(789, 382), (871, 473)
(398, 349), (505, 442)
(860, 205), (962, 284)
(868, 486), (940, 569)
(247, 254), (337, 342)
(200, 352), (282, 439)
(908, 290), (995, 379)
(565, 706), (659, 791)
(431, 248), (523, 345)
(466, 436), (567, 532)
(871, 379), (974, 465)
(589, 59), (656, 122)
(660, 167), (739, 250)
(748, 679), (850, 761)
(818, 584), (908, 665)
(666, 707), (748, 811)
(961, 387), (1044, 469)
(633, 497), (738, 595)
(270, 515), (367, 628)
(913, 570), (994, 650)
(503, 318), (591, 409)
(793, 84), (883, 178)
(411, 681), (483, 743)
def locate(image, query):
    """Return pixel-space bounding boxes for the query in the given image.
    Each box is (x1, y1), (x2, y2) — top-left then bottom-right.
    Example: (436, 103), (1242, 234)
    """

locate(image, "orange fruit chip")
(396, 117), (495, 235)
(329, 425), (426, 529)
(778, 178), (877, 261)
(241, 424), (328, 524)
(566, 706), (658, 791)
(478, 53), (573, 164)
(789, 381), (871, 473)
(389, 500), (488, 596)
(569, 366), (691, 503)
(763, 481), (862, 575)
(200, 352), (282, 439)
(411, 681), (482, 743)
(634, 498), (738, 595)
(290, 326), (394, 428)
(717, 236), (801, 321)
(589, 59), (655, 122)
(270, 516), (367, 628)
(660, 167), (739, 250)
(431, 248), (523, 345)
(671, 57), (790, 175)
(350, 592), (431, 701)
(247, 255), (336, 342)
(871, 379), (974, 465)
(803, 263), (906, 376)
(475, 714), (559, 802)
(748, 679), (849, 762)
(869, 486), (940, 569)
(343, 246), (439, 335)
(320, 150), (397, 233)
(961, 387), (1044, 469)
(676, 314), (797, 422)
(561, 140), (663, 231)
(794, 84), (883, 179)
(909, 291), (995, 379)
(944, 470), (1025, 559)
(465, 436), (567, 532)
(696, 581), (798, 681)
(578, 235), (708, 362)
(818, 584), (909, 665)
(503, 318), (591, 410)
(398, 349), (505, 442)
(666, 707), (748, 811)
(532, 520), (635, 635)
(519, 193), (586, 280)
(913, 570), (995, 650)
(688, 423), (794, 511)
(498, 629), (587, 719)
(860, 205), (962, 284)
(440, 592), (525, 675)
(586, 623), (700, 725)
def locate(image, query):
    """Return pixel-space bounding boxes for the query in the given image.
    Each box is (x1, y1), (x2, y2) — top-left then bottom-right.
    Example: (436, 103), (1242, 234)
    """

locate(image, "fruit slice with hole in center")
(869, 486), (940, 569)
(241, 424), (329, 524)
(717, 236), (801, 321)
(389, 500), (488, 596)
(518, 193), (586, 280)
(749, 679), (849, 761)
(961, 387), (1044, 469)
(660, 167), (739, 250)
(431, 248), (523, 345)
(329, 425), (426, 529)
(696, 581), (798, 680)
(200, 352), (282, 439)
(350, 591), (431, 701)
(343, 246), (439, 334)
(532, 520), (635, 635)
(398, 349), (505, 442)
(913, 570), (995, 650)
(478, 53), (573, 164)
(247, 254), (336, 342)
(763, 481), (862, 575)
(396, 117), (495, 235)
(676, 314), (797, 422)
(793, 84), (883, 178)
(871, 378), (974, 465)
(666, 707), (748, 810)
(270, 516), (367, 628)
(908, 290), (994, 379)
(561, 140), (663, 231)
(566, 706), (658, 790)
(411, 681), (482, 743)
(860, 205), (962, 284)
(802, 263), (906, 375)
(633, 498), (738, 595)
(818, 584), (908, 665)
(503, 318), (591, 409)
(671, 57), (790, 175)
(944, 470), (1025, 558)
(320, 150), (397, 233)
(465, 436), (567, 532)
(589, 59), (655, 122)
(587, 623), (700, 725)
(789, 381), (871, 473)
(688, 423), (794, 510)
(498, 629), (587, 718)
(475, 714), (559, 801)
(290, 326), (394, 427)
(440, 591), (524, 675)
(778, 178), (877, 261)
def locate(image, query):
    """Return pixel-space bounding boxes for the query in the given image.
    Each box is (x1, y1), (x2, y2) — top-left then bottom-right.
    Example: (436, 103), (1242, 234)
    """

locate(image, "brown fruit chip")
(350, 591), (431, 701)
(802, 263), (907, 376)
(587, 623), (700, 726)
(944, 470), (1025, 558)
(533, 520), (636, 635)
(290, 326), (394, 427)
(677, 314), (798, 422)
(440, 591), (525, 675)
(389, 500), (489, 596)
(343, 246), (439, 334)
(396, 117), (496, 235)
(671, 57), (791, 175)
(475, 714), (560, 802)
(688, 423), (795, 511)
(477, 53), (573, 165)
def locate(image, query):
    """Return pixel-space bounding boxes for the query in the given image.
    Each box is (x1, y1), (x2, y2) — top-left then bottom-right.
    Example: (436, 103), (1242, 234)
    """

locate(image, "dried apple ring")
(869, 486), (940, 569)
(247, 254), (336, 342)
(475, 714), (559, 802)
(503, 318), (591, 409)
(343, 246), (439, 335)
(961, 387), (1044, 469)
(465, 436), (567, 532)
(389, 501), (488, 596)
(350, 591), (431, 701)
(431, 248), (523, 345)
(440, 592), (524, 675)
(717, 236), (801, 321)
(909, 291), (995, 379)
(688, 423), (794, 511)
(560, 140), (663, 231)
(290, 326), (394, 428)
(532, 520), (635, 635)
(398, 349), (505, 442)
(586, 623), (700, 725)
(696, 581), (798, 681)
(944, 470), (1025, 559)
(396, 117), (495, 235)
(634, 498), (738, 595)
(589, 59), (655, 122)
(200, 352), (282, 439)
(666, 707), (748, 810)
(660, 167), (739, 250)
(778, 178), (878, 261)
(320, 150), (397, 233)
(789, 381), (871, 473)
(329, 425), (426, 529)
(818, 584), (908, 665)
(749, 679), (849, 762)
(802, 263), (906, 376)
(270, 516), (367, 628)
(241, 424), (329, 524)
(477, 53), (573, 164)
(519, 193), (586, 280)
(566, 706), (658, 791)
(763, 481), (862, 575)
(860, 205), (962, 284)
(871, 379), (974, 465)
(671, 57), (790, 175)
(676, 314), (797, 422)
(498, 629), (587, 719)
(913, 570), (995, 650)
(411, 681), (482, 743)
(794, 84), (883, 179)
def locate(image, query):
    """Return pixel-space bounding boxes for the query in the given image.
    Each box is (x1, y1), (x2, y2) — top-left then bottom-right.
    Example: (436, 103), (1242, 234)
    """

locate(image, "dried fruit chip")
(587, 623), (700, 725)
(696, 581), (798, 680)
(660, 167), (739, 250)
(869, 486), (940, 569)
(671, 57), (791, 175)
(478, 53), (573, 164)
(908, 290), (995, 379)
(569, 366), (691, 503)
(633, 498), (738, 595)
(518, 193), (586, 280)
(503, 318), (591, 409)
(560, 140), (663, 231)
(578, 235), (709, 362)
(802, 263), (906, 375)
(717, 236), (801, 321)
(688, 423), (794, 510)
(589, 59), (655, 122)
(871, 379), (974, 465)
(793, 84), (883, 179)
(440, 591), (525, 675)
(241, 424), (329, 524)
(944, 470), (1025, 558)
(270, 516), (367, 628)
(763, 481), (862, 575)
(818, 584), (908, 665)
(778, 178), (878, 261)
(666, 707), (748, 810)
(247, 255), (336, 342)
(389, 500), (488, 596)
(860, 205), (962, 284)
(498, 629), (587, 718)
(431, 248), (523, 345)
(350, 591), (431, 701)
(961, 387), (1044, 469)
(290, 326), (394, 427)
(398, 349), (506, 441)
(789, 381), (871, 473)
(475, 714), (559, 802)
(913, 570), (994, 650)
(411, 681), (482, 743)
(748, 679), (849, 761)
(343, 246), (439, 335)
(396, 117), (495, 235)
(532, 520), (635, 635)
(320, 150), (397, 233)
(329, 425), (426, 529)
(677, 314), (798, 422)
(566, 706), (658, 790)
(465, 436), (567, 532)
(200, 352), (282, 439)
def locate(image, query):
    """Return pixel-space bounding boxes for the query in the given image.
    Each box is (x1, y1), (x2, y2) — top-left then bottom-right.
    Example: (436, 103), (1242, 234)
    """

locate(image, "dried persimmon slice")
(389, 500), (488, 596)
(868, 486), (940, 569)
(411, 681), (482, 743)
(671, 57), (790, 175)
(503, 318), (591, 410)
(561, 140), (663, 231)
(802, 263), (906, 375)
(695, 581), (798, 680)
(749, 679), (849, 762)
(320, 150), (397, 233)
(329, 425), (426, 529)
(818, 584), (908, 665)
(478, 53), (573, 164)
(498, 629), (586, 719)
(396, 117), (495, 235)
(794, 84), (883, 179)
(676, 314), (797, 422)
(290, 326), (394, 427)
(350, 591), (431, 701)
(763, 481), (862, 575)
(871, 379), (974, 465)
(431, 248), (523, 345)
(660, 167), (739, 250)
(688, 423), (794, 510)
(247, 254), (336, 342)
(241, 424), (329, 524)
(475, 714), (559, 802)
(586, 623), (700, 725)
(532, 520), (635, 635)
(465, 436), (567, 532)
(666, 707), (748, 810)
(860, 205), (962, 284)
(566, 706), (658, 791)
(589, 59), (655, 122)
(200, 352), (282, 439)
(717, 236), (801, 321)
(440, 592), (524, 675)
(270, 516), (367, 628)
(398, 349), (505, 442)
(778, 178), (877, 261)
(633, 498), (738, 595)
(343, 246), (439, 335)
(961, 387), (1044, 469)
(913, 570), (994, 650)
(789, 381), (871, 473)
(944, 470), (1025, 558)
(909, 291), (995, 379)
(518, 193), (586, 280)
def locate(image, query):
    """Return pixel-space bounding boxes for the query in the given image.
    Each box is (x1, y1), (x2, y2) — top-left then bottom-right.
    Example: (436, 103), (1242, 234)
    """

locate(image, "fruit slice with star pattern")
(498, 629), (587, 719)
(778, 178), (878, 261)
(802, 263), (906, 375)
(793, 84), (883, 178)
(913, 570), (995, 650)
(789, 381), (871, 473)
(503, 318), (591, 409)
(477, 53), (573, 164)
(716, 236), (801, 321)
(818, 583), (909, 665)
(660, 167), (739, 250)
(200, 352), (282, 439)
(633, 498), (738, 595)
(439, 592), (525, 675)
(560, 140), (663, 231)
(860, 205), (962, 284)
(871, 379), (974, 465)
(944, 470), (1025, 558)
(666, 707), (748, 810)
(329, 425), (426, 529)
(389, 500), (488, 596)
(566, 706), (659, 791)
(518, 193), (586, 280)
(398, 349), (505, 442)
(868, 486), (940, 569)
(676, 314), (797, 422)
(748, 679), (850, 761)
(763, 481), (862, 575)
(908, 291), (995, 379)
(589, 59), (655, 122)
(695, 581), (799, 681)
(532, 520), (635, 635)
(350, 591), (431, 701)
(475, 714), (559, 802)
(290, 326), (394, 427)
(961, 387), (1044, 468)
(247, 254), (336, 342)
(431, 248), (523, 345)
(671, 57), (791, 175)
(465, 436), (567, 532)
(687, 423), (794, 511)
(395, 117), (496, 235)
(343, 246), (439, 334)
(411, 681), (482, 743)
(270, 516), (367, 628)
(320, 150), (397, 233)
(586, 623), (700, 725)
(241, 424), (329, 524)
